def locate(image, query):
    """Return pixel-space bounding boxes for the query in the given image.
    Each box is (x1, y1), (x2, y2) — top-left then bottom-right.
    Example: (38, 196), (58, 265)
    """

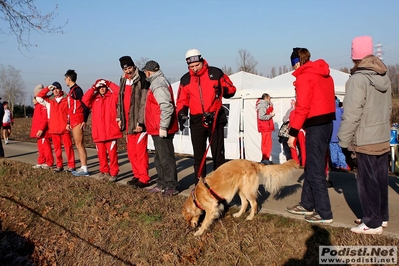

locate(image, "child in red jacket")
(30, 84), (54, 169)
(256, 93), (275, 164)
(82, 79), (122, 182)
(36, 82), (76, 173)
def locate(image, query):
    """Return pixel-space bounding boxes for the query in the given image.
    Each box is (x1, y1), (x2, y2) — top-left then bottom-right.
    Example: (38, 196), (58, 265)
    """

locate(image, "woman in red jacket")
(286, 48), (336, 224)
(82, 79), (122, 182)
(31, 84), (54, 169)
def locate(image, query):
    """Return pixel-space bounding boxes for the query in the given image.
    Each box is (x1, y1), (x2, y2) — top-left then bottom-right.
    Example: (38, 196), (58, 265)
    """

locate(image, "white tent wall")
(148, 71), (269, 159)
(243, 97), (293, 163)
(241, 69), (349, 163)
(147, 69), (348, 162)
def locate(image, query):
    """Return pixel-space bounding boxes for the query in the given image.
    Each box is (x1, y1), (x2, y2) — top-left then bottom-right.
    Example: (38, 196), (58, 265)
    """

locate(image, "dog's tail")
(256, 159), (299, 194)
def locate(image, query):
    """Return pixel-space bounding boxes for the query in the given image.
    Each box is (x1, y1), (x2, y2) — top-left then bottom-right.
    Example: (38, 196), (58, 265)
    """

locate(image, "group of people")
(30, 49), (236, 197)
(29, 37), (390, 233)
(282, 36), (391, 235)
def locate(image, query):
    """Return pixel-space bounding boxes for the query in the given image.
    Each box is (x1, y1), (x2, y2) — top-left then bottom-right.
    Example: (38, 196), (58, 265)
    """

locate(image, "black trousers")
(190, 119), (226, 178)
(300, 122), (333, 219)
(152, 134), (178, 189)
(356, 152), (389, 228)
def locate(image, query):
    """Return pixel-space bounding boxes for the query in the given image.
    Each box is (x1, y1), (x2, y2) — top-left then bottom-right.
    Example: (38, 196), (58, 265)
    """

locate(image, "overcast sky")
(1, 0), (398, 105)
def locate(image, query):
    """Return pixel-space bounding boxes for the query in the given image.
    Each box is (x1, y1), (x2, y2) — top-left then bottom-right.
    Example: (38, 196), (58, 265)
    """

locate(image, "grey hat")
(142, 60), (160, 72)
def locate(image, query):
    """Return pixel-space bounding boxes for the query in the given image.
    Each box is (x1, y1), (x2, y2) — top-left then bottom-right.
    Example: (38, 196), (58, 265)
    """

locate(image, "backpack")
(278, 121), (290, 139)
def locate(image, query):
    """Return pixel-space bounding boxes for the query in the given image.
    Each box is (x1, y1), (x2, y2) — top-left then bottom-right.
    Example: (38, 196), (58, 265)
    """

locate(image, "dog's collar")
(191, 189), (205, 211)
(202, 178), (226, 204)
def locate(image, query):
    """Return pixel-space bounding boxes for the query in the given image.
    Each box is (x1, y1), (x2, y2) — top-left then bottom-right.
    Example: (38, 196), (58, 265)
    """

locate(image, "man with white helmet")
(176, 49), (236, 179)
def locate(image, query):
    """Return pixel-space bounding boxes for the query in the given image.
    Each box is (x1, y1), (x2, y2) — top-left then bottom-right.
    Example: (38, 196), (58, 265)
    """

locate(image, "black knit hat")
(142, 60), (160, 72)
(290, 48), (301, 66)
(119, 56), (135, 69)
(52, 81), (62, 90)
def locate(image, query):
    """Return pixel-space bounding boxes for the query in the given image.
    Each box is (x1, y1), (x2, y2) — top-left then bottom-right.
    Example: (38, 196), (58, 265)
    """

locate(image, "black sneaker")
(133, 181), (149, 189)
(127, 178), (139, 186)
(53, 167), (64, 173)
(65, 167), (76, 173)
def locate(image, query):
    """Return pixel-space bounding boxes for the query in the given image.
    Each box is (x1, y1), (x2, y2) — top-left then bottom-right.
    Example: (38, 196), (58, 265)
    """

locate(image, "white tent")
(241, 69), (349, 163)
(148, 69), (349, 163)
(148, 71), (270, 159)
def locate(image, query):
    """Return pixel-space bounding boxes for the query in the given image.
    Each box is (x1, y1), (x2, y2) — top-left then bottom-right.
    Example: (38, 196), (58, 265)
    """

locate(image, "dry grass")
(0, 160), (398, 266)
(1, 103), (399, 265)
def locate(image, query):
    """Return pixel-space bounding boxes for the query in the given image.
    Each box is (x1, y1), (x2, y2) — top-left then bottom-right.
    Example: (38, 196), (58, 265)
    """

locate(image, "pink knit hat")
(351, 36), (373, 60)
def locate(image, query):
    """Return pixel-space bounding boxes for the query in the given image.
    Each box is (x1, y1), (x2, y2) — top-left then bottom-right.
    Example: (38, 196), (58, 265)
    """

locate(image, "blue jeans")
(300, 122), (333, 220)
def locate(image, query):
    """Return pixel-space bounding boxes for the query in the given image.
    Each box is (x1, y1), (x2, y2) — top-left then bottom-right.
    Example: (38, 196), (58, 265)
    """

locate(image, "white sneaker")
(382, 221), (388, 228)
(350, 223), (382, 235)
(32, 164), (43, 169)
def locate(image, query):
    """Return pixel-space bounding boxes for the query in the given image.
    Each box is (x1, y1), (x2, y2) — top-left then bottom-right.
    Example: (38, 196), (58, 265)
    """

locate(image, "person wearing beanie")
(2, 101), (14, 145)
(116, 55), (151, 188)
(338, 36), (391, 234)
(64, 69), (90, 177)
(31, 84), (54, 169)
(176, 49), (236, 179)
(36, 82), (76, 173)
(82, 79), (122, 182)
(286, 47), (336, 224)
(256, 93), (275, 164)
(142, 60), (179, 196)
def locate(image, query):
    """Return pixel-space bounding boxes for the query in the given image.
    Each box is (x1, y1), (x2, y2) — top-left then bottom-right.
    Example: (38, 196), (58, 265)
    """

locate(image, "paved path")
(3, 140), (399, 238)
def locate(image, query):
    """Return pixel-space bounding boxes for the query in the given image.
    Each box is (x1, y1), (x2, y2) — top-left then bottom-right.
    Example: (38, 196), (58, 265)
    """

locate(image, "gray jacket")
(338, 55), (391, 154)
(146, 70), (175, 130)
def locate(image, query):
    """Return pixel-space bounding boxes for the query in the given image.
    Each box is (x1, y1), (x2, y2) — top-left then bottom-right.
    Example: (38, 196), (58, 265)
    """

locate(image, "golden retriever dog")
(182, 159), (299, 236)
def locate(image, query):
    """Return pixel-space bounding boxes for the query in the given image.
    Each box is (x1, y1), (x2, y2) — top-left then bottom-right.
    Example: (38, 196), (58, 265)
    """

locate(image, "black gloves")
(179, 116), (188, 131)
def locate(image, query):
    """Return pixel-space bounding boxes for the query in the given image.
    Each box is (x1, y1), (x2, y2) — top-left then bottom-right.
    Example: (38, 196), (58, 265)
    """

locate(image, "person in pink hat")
(338, 36), (391, 234)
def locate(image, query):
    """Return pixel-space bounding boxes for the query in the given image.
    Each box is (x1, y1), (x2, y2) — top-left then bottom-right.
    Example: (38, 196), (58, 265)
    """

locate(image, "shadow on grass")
(283, 225), (349, 266)
(0, 195), (136, 266)
(0, 227), (35, 266)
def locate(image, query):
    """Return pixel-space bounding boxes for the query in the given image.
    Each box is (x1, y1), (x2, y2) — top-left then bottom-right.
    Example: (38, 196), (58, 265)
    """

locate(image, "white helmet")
(185, 49), (202, 64)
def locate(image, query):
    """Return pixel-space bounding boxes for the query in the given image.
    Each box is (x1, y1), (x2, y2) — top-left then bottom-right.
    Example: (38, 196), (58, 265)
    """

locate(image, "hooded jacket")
(256, 99), (275, 132)
(30, 102), (51, 139)
(145, 70), (178, 135)
(289, 59), (336, 137)
(82, 82), (122, 142)
(338, 55), (391, 154)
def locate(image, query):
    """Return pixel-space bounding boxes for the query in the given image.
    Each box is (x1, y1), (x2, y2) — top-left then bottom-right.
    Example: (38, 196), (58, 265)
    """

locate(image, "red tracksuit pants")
(96, 140), (119, 177)
(291, 130), (306, 166)
(126, 133), (149, 183)
(261, 131), (273, 160)
(52, 133), (75, 169)
(37, 137), (54, 167)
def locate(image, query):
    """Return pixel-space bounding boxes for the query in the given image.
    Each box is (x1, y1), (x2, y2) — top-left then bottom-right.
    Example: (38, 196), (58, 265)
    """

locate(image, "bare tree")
(0, 64), (26, 111)
(269, 67), (277, 78)
(387, 64), (399, 96)
(0, 0), (67, 50)
(135, 57), (150, 70)
(221, 65), (233, 75)
(236, 49), (258, 74)
(340, 67), (350, 74)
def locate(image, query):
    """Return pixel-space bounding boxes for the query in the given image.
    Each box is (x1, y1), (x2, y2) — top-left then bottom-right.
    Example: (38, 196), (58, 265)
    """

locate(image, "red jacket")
(67, 84), (87, 123)
(82, 82), (122, 142)
(36, 87), (69, 134)
(176, 59), (236, 116)
(257, 100), (275, 132)
(289, 59), (336, 137)
(30, 102), (51, 138)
